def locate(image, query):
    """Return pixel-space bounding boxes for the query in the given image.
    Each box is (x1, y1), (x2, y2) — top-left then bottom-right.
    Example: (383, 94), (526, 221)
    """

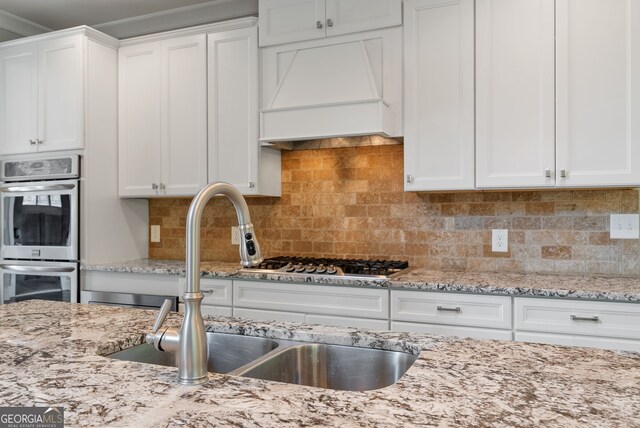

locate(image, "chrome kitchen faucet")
(146, 182), (262, 385)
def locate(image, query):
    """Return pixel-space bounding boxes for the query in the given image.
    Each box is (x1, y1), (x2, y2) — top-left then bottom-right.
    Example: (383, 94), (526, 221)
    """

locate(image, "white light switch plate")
(492, 229), (508, 252)
(231, 226), (240, 245)
(150, 225), (161, 243)
(610, 214), (640, 239)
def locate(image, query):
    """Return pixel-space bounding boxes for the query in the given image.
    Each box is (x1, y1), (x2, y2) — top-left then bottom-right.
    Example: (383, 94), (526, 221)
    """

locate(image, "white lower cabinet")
(178, 277), (233, 316)
(232, 280), (389, 329)
(391, 290), (512, 333)
(514, 297), (640, 352)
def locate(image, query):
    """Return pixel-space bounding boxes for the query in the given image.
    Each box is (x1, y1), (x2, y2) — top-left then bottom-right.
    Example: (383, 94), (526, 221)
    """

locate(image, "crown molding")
(0, 25), (119, 49)
(0, 8), (51, 38)
(94, 0), (258, 40)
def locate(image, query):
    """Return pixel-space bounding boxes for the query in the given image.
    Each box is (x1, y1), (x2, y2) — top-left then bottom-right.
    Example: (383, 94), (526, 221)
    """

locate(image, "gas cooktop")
(241, 256), (410, 280)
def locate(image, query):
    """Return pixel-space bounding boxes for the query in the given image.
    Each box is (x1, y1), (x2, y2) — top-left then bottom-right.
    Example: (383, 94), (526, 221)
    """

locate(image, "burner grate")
(256, 256), (409, 277)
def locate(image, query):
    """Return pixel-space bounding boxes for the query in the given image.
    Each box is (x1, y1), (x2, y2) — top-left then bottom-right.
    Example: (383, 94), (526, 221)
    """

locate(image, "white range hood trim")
(259, 99), (394, 143)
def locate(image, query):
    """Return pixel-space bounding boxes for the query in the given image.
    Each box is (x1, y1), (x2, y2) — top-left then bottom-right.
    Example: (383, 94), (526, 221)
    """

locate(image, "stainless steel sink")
(108, 333), (417, 391)
(108, 332), (279, 374)
(232, 343), (418, 391)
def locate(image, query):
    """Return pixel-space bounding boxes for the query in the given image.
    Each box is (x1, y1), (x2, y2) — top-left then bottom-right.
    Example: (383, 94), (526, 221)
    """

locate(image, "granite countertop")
(83, 259), (640, 302)
(1, 300), (639, 427)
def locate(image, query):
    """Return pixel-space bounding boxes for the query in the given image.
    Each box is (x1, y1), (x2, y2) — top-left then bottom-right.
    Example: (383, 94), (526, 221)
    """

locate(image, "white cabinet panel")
(259, 0), (325, 46)
(404, 0), (474, 191)
(119, 35), (207, 197)
(181, 303), (233, 317)
(325, 0), (401, 37)
(476, 0), (555, 188)
(0, 45), (37, 155)
(81, 271), (180, 297)
(38, 35), (84, 152)
(515, 298), (640, 340)
(234, 281), (389, 319)
(161, 35), (207, 196)
(259, 0), (400, 46)
(556, 0), (640, 187)
(515, 332), (640, 353)
(234, 307), (307, 323)
(118, 42), (162, 197)
(392, 290), (512, 329)
(392, 321), (513, 341)
(0, 35), (84, 155)
(306, 314), (389, 330)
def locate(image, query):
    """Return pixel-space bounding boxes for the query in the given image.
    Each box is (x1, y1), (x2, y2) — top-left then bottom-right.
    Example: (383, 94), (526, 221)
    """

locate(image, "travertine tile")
(147, 143), (640, 277)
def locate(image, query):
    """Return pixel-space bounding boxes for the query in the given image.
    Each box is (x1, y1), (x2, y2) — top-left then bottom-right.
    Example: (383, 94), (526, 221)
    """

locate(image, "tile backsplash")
(149, 144), (640, 276)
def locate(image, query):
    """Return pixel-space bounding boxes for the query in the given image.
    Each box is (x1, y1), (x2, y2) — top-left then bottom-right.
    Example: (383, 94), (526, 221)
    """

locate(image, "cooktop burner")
(245, 256), (409, 279)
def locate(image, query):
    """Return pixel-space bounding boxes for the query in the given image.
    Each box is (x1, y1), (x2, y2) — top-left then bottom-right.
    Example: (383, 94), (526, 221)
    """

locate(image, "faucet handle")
(152, 299), (173, 333)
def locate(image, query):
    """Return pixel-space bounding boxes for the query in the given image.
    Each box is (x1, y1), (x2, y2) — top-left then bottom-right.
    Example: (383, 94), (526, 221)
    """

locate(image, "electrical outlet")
(231, 226), (240, 245)
(492, 229), (508, 252)
(150, 225), (161, 243)
(610, 214), (640, 239)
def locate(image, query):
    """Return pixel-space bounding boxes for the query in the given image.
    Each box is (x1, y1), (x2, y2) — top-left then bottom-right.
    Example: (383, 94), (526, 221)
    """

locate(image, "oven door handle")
(0, 264), (76, 274)
(0, 183), (76, 193)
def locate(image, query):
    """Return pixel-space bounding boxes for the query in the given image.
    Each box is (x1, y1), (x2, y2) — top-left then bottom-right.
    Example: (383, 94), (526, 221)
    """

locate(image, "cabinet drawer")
(306, 314), (389, 331)
(515, 298), (640, 340)
(179, 278), (232, 307)
(233, 281), (389, 319)
(392, 321), (512, 341)
(391, 290), (512, 329)
(179, 303), (232, 317)
(515, 332), (640, 353)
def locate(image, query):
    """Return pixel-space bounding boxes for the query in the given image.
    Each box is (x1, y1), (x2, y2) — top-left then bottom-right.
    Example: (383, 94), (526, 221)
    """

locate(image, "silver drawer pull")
(570, 314), (599, 322)
(202, 289), (214, 295)
(437, 306), (461, 313)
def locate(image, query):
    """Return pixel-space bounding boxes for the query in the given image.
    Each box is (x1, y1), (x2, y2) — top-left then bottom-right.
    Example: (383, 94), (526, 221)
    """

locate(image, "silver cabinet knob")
(29, 139), (36, 145)
(327, 18), (334, 27)
(36, 139), (43, 145)
(316, 20), (323, 29)
(159, 183), (166, 191)
(248, 181), (255, 188)
(152, 183), (158, 190)
(406, 174), (414, 183)
(560, 169), (567, 178)
(545, 169), (551, 178)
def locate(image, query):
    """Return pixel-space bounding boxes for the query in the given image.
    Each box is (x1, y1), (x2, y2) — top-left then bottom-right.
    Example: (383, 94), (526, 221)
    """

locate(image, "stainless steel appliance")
(83, 291), (178, 311)
(241, 256), (410, 280)
(0, 155), (80, 304)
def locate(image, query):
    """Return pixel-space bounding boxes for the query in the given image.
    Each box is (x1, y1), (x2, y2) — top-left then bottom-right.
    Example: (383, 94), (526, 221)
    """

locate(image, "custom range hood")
(259, 27), (402, 144)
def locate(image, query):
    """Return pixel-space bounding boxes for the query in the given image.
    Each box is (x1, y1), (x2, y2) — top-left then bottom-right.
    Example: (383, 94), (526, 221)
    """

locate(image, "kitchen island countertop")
(83, 259), (640, 302)
(1, 300), (639, 427)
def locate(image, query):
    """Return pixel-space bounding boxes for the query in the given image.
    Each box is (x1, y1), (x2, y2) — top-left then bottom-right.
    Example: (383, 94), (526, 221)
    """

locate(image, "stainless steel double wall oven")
(0, 155), (79, 304)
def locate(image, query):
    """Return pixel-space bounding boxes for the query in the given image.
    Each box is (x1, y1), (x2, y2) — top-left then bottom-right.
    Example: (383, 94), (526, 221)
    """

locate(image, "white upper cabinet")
(208, 26), (281, 196)
(475, 0), (556, 189)
(555, 0), (640, 187)
(119, 35), (207, 197)
(0, 35), (84, 155)
(403, 0), (475, 191)
(259, 0), (401, 46)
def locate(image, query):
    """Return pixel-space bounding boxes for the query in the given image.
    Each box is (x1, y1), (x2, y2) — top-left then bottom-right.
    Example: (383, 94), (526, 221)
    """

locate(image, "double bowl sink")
(108, 332), (418, 391)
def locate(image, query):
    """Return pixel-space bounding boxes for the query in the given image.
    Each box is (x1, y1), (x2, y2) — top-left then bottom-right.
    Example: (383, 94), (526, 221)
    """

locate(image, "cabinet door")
(325, 0), (401, 37)
(208, 27), (259, 194)
(404, 0), (474, 191)
(0, 44), (38, 155)
(160, 35), (207, 196)
(38, 35), (84, 152)
(556, 0), (640, 187)
(476, 0), (555, 188)
(259, 0), (325, 46)
(118, 42), (162, 197)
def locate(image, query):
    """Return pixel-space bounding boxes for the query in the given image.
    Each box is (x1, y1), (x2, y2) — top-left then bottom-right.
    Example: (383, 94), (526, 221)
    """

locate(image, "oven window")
(3, 194), (72, 247)
(2, 273), (71, 304)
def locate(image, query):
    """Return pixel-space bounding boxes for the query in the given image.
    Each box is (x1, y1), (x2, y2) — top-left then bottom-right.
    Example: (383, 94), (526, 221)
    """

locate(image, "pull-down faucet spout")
(146, 182), (262, 385)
